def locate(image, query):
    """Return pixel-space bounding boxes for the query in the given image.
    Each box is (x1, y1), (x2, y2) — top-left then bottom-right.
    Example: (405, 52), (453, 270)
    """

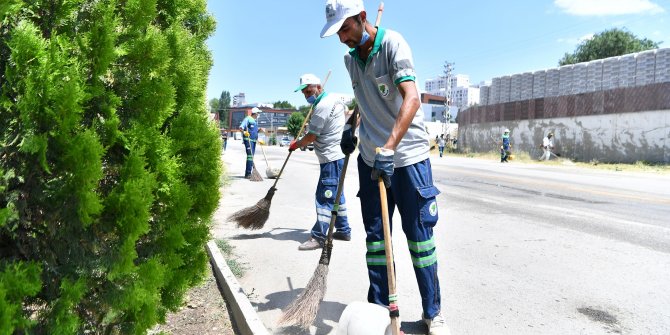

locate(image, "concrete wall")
(458, 110), (670, 163)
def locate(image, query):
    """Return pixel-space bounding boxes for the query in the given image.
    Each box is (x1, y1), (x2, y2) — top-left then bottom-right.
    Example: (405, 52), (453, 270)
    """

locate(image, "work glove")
(258, 139), (265, 145)
(340, 125), (357, 155)
(289, 140), (299, 152)
(371, 148), (394, 188)
(243, 131), (250, 137)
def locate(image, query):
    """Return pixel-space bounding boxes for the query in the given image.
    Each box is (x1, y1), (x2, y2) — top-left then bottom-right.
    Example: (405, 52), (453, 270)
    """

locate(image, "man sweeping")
(239, 107), (265, 179)
(290, 73), (352, 251)
(321, 0), (449, 334)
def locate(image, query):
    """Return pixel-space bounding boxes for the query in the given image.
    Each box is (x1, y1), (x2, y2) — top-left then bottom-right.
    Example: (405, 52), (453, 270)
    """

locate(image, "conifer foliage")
(0, 1), (220, 333)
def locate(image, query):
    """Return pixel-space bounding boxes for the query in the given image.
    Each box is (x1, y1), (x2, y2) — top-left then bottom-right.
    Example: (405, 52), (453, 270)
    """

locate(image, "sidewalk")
(212, 143), (433, 335)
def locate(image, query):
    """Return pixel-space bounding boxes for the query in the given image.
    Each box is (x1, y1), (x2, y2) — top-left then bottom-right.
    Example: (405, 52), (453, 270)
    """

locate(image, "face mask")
(359, 30), (370, 46)
(358, 18), (370, 46)
(306, 95), (317, 105)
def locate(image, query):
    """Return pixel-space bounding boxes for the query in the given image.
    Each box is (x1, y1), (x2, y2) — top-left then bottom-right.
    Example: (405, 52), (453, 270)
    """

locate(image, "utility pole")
(443, 61), (455, 137)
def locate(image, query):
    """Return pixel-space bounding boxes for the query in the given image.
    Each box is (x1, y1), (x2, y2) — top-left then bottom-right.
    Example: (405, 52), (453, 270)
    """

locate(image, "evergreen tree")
(217, 90), (230, 128)
(559, 28), (660, 65)
(272, 100), (295, 109)
(298, 105), (312, 118)
(209, 98), (220, 114)
(287, 112), (305, 138)
(0, 1), (220, 334)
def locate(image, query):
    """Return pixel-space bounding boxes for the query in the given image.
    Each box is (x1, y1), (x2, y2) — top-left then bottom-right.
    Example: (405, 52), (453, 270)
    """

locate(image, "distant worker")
(437, 134), (446, 158)
(541, 132), (554, 161)
(290, 73), (351, 251)
(221, 128), (228, 152)
(239, 108), (265, 178)
(500, 129), (511, 163)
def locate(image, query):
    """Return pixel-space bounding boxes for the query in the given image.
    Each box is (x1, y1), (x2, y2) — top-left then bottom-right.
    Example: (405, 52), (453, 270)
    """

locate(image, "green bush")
(0, 1), (220, 334)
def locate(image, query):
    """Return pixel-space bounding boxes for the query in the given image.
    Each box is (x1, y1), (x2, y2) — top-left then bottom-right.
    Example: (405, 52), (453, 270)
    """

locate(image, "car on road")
(279, 136), (291, 147)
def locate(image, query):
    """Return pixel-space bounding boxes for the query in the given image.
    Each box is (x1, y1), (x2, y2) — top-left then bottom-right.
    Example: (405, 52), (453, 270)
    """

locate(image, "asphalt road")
(213, 141), (670, 335)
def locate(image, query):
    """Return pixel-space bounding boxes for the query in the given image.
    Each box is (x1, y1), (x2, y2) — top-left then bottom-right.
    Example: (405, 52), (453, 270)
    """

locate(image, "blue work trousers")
(243, 138), (256, 176)
(311, 159), (350, 242)
(357, 155), (442, 319)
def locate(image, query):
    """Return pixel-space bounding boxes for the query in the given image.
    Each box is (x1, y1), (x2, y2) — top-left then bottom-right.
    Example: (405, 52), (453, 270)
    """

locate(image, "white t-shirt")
(308, 92), (346, 164)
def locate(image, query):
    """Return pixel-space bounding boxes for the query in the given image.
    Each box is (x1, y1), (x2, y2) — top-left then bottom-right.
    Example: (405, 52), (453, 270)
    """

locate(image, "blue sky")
(205, 0), (669, 108)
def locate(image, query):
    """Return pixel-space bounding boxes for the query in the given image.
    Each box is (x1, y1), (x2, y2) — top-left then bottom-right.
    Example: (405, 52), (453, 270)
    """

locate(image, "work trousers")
(357, 155), (442, 319)
(311, 158), (350, 242)
(243, 138), (256, 176)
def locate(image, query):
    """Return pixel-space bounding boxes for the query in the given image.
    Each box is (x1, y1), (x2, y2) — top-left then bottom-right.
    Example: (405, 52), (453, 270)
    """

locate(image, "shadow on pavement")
(400, 320), (427, 334)
(230, 227), (309, 244)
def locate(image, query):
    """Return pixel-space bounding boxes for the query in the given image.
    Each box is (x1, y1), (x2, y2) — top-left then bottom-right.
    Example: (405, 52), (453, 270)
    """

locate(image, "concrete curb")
(206, 241), (270, 335)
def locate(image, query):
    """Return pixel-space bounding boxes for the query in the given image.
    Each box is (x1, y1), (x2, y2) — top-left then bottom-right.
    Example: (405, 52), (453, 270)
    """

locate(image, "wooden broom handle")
(378, 178), (401, 335)
(375, 2), (384, 27)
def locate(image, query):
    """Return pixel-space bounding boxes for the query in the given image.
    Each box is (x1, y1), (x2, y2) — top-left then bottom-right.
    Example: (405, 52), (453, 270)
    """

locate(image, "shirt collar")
(349, 27), (386, 68)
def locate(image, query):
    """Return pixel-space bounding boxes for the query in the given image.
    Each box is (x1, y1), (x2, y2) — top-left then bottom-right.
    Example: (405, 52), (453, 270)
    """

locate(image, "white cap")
(251, 107), (262, 114)
(294, 74), (321, 92)
(504, 128), (510, 133)
(320, 0), (364, 38)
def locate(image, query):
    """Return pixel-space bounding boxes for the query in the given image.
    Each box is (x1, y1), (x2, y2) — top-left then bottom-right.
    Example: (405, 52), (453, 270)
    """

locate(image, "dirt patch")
(150, 263), (238, 335)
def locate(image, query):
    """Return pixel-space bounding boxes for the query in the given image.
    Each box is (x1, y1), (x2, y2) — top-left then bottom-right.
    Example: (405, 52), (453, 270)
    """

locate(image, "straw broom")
(277, 107), (359, 328)
(227, 71), (332, 229)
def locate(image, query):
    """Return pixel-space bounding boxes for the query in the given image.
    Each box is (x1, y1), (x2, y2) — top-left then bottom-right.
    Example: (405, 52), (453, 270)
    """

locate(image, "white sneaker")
(423, 312), (450, 335)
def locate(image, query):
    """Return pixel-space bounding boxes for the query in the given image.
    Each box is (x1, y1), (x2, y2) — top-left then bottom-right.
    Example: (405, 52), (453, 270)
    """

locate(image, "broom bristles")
(227, 187), (276, 230)
(278, 264), (329, 329)
(250, 163), (263, 182)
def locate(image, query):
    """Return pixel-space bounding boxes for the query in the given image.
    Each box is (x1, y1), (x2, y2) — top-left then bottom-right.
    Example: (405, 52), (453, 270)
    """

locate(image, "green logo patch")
(429, 201), (438, 216)
(378, 83), (389, 97)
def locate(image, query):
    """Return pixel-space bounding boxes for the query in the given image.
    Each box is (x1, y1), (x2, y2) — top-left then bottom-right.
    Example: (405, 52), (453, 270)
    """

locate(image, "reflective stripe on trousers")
(243, 139), (256, 175)
(357, 155), (442, 319)
(310, 158), (350, 242)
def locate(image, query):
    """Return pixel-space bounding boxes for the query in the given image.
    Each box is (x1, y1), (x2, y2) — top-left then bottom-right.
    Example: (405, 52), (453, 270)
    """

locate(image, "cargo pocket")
(320, 177), (338, 200)
(417, 186), (440, 227)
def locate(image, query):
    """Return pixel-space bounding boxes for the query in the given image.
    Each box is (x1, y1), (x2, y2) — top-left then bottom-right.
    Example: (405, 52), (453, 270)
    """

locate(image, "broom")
(242, 133), (263, 182)
(227, 70), (332, 230)
(377, 167), (401, 335)
(259, 142), (280, 178)
(277, 106), (359, 328)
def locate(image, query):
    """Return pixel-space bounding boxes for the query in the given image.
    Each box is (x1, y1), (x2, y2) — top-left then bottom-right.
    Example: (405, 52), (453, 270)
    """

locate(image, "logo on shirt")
(429, 201), (438, 216)
(378, 83), (389, 97)
(324, 190), (333, 199)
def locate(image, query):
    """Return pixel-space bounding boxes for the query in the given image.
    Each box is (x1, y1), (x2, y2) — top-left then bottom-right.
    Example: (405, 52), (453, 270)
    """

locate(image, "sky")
(205, 0), (670, 108)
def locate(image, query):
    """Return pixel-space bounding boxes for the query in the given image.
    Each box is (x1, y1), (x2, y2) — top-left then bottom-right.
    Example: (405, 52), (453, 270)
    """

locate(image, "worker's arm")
(383, 80), (420, 151)
(297, 132), (317, 147)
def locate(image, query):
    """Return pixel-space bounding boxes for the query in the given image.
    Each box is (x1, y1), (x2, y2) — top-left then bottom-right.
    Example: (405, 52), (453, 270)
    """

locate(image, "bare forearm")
(296, 132), (317, 147)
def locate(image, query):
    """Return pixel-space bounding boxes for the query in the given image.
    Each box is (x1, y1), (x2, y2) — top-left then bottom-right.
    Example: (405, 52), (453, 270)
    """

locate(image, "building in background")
(232, 93), (246, 107)
(425, 74), (480, 109)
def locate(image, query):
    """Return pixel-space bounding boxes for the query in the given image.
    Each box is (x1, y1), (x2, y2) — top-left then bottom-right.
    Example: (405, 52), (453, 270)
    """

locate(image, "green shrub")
(0, 1), (220, 333)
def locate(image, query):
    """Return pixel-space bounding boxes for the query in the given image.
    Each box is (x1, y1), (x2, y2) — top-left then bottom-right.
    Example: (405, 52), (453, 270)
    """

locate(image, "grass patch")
(445, 150), (670, 173)
(215, 238), (247, 278)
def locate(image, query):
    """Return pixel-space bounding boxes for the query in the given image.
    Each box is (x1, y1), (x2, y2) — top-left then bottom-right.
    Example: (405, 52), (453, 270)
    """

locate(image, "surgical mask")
(306, 95), (317, 105)
(358, 19), (370, 46)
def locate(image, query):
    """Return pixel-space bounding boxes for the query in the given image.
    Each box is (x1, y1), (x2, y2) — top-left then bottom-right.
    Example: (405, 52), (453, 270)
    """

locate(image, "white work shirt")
(543, 137), (553, 148)
(308, 92), (346, 164)
(344, 28), (429, 168)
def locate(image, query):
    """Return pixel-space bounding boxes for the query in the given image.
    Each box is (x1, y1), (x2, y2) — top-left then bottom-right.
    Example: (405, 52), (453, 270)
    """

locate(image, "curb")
(206, 241), (270, 335)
